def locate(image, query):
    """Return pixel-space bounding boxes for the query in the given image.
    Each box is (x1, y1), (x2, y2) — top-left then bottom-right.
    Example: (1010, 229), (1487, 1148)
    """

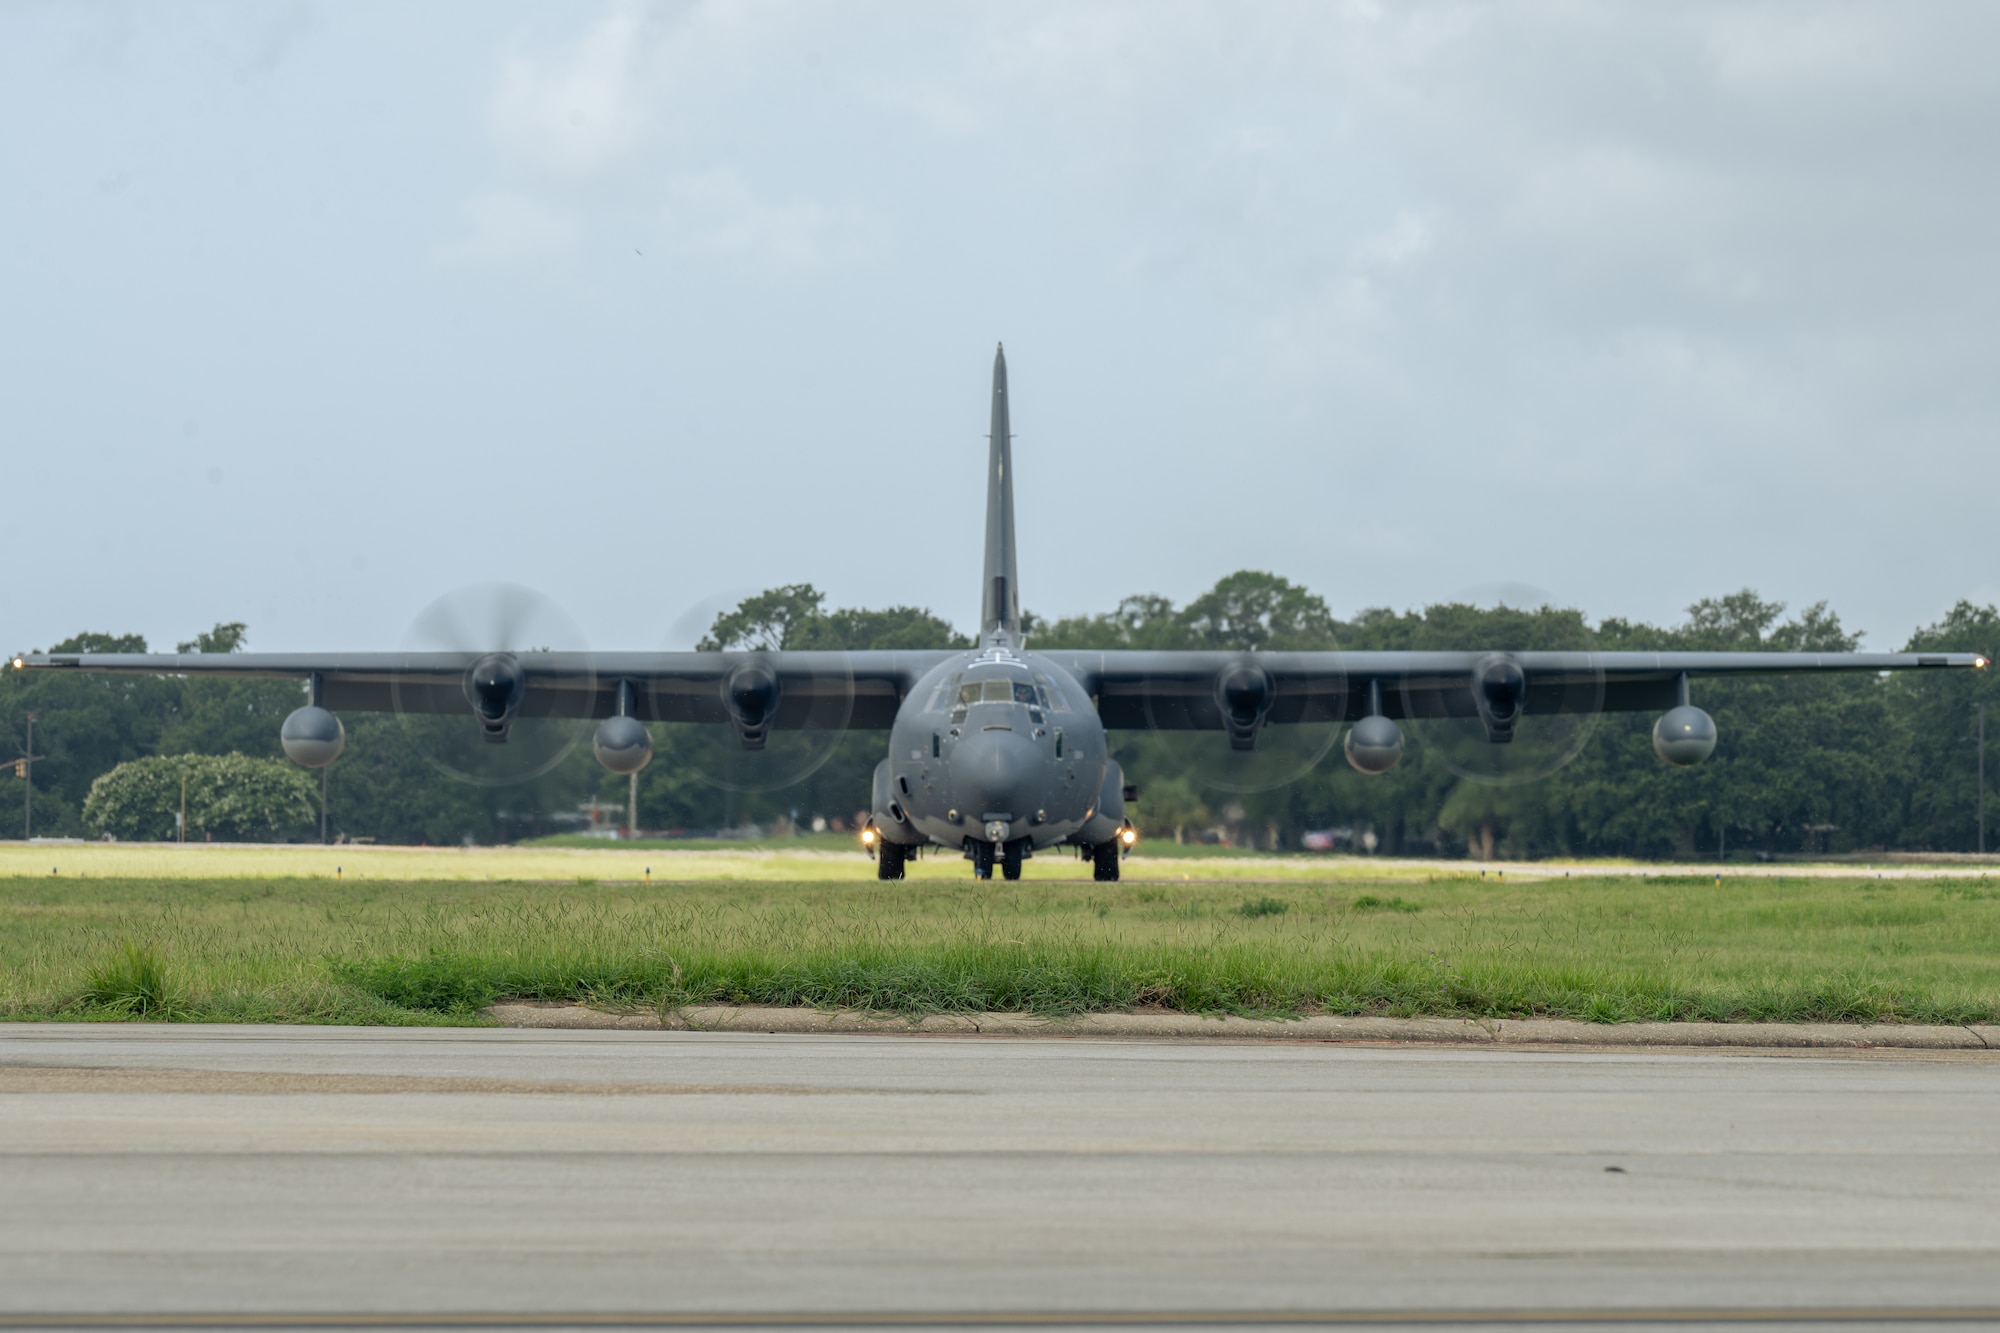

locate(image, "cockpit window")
(958, 677), (1032, 707)
(1033, 672), (1071, 712)
(927, 673), (961, 713)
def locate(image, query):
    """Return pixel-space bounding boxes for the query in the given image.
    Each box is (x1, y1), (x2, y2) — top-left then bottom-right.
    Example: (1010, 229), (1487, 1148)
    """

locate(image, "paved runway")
(2, 1026), (1999, 1331)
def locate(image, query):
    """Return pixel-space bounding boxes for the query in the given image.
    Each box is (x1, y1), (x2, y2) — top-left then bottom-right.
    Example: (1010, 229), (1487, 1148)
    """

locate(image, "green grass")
(5, 872), (2000, 1026)
(522, 832), (868, 853)
(1352, 894), (1423, 914)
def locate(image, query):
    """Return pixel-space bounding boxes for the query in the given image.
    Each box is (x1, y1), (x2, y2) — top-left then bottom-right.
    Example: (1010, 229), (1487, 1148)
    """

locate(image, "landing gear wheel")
(1092, 841), (1120, 882)
(970, 840), (995, 880)
(877, 840), (907, 881)
(1001, 841), (1023, 881)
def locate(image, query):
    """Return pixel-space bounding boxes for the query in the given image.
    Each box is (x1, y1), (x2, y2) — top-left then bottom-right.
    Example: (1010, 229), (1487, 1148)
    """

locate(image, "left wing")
(1041, 649), (1988, 736)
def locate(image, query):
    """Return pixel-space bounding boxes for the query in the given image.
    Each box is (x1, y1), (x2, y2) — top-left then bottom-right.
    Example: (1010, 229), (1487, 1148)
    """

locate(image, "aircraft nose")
(949, 726), (1041, 821)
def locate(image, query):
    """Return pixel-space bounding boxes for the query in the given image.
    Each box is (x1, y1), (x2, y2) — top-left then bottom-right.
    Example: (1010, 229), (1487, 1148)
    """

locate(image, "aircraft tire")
(1092, 842), (1120, 882)
(877, 840), (907, 881)
(1001, 842), (1023, 881)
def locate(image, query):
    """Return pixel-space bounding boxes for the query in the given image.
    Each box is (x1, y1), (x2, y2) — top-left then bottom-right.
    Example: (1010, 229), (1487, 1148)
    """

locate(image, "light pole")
(178, 761), (188, 845)
(320, 765), (329, 846)
(1980, 702), (1987, 857)
(22, 712), (34, 841)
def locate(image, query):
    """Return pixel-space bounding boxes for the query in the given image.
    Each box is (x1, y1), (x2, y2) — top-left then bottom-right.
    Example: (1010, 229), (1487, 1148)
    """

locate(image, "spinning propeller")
(1396, 583), (1604, 786)
(390, 583), (597, 787)
(650, 594), (857, 795)
(1136, 652), (1349, 795)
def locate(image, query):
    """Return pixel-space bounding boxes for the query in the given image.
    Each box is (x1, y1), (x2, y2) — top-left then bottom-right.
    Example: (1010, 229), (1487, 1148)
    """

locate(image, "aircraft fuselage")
(875, 646), (1126, 867)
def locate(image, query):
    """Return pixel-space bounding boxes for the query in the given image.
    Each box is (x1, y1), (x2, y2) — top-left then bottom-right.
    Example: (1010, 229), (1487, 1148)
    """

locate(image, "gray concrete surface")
(2, 1025), (2000, 1331)
(492, 1001), (2000, 1049)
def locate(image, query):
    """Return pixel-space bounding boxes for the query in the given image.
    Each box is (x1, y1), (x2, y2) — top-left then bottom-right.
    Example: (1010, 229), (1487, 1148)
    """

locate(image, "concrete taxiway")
(1, 1025), (1999, 1330)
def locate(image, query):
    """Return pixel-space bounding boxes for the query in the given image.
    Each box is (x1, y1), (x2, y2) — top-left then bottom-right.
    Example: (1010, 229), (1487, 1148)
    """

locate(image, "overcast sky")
(6, 1), (1997, 654)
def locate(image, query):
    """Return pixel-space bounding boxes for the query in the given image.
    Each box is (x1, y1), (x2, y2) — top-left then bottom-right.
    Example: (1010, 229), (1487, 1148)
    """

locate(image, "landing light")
(8, 657), (21, 670)
(860, 826), (877, 847)
(1120, 827), (1138, 847)
(1978, 656), (1991, 670)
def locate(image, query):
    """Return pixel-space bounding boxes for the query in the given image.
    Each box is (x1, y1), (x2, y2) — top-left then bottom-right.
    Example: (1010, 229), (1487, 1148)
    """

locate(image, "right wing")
(11, 650), (959, 730)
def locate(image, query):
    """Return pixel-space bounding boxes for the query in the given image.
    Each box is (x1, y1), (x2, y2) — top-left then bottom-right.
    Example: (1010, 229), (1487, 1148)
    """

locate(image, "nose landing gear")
(967, 839), (1028, 880)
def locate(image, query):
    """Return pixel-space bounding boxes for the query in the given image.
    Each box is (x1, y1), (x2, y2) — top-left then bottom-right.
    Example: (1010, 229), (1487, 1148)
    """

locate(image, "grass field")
(4, 846), (1999, 1027)
(0, 841), (1469, 884)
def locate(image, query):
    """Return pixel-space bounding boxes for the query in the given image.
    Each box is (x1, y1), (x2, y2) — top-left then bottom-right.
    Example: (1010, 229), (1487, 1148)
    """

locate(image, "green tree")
(635, 587), (971, 833)
(1894, 602), (2000, 850)
(1180, 571), (1339, 651)
(85, 753), (318, 842)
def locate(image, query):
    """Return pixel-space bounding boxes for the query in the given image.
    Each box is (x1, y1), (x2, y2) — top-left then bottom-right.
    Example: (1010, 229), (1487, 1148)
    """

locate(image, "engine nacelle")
(1215, 664), (1272, 751)
(593, 716), (654, 774)
(280, 706), (345, 769)
(724, 662), (780, 750)
(1653, 705), (1717, 767)
(1472, 654), (1527, 743)
(1344, 715), (1404, 774)
(464, 653), (525, 741)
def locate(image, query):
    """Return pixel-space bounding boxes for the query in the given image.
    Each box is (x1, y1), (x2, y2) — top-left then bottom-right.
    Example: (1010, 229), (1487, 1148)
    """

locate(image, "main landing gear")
(1086, 823), (1137, 882)
(970, 840), (994, 880)
(876, 839), (908, 881)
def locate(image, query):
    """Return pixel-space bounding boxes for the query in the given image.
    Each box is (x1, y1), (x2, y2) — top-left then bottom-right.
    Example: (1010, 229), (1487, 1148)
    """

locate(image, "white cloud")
(487, 2), (672, 178)
(659, 170), (875, 274)
(435, 192), (580, 266)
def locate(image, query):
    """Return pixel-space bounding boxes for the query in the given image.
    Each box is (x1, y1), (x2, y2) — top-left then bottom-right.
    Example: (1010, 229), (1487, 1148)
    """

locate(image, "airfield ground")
(4, 842), (2000, 1027)
(6, 1024), (2000, 1325)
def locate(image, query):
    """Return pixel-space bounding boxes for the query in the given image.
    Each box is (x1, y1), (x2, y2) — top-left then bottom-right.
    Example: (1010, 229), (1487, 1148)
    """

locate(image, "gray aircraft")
(12, 345), (1989, 879)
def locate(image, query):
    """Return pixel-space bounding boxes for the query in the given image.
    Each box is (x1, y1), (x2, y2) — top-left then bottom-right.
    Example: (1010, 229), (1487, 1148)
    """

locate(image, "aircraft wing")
(1041, 650), (1990, 728)
(12, 646), (1986, 732)
(8, 650), (960, 730)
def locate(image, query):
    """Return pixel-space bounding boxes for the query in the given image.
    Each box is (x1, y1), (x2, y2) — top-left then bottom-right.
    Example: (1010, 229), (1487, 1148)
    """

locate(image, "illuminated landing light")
(8, 656), (21, 670)
(1977, 656), (1991, 670)
(1119, 827), (1138, 847)
(860, 826), (878, 848)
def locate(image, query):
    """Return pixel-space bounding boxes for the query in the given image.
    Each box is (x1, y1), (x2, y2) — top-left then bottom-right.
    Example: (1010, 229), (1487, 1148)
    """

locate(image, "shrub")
(83, 942), (184, 1017)
(84, 753), (317, 842)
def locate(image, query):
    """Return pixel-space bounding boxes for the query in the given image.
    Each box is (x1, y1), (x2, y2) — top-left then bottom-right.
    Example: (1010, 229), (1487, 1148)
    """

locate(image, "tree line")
(3, 574), (1994, 857)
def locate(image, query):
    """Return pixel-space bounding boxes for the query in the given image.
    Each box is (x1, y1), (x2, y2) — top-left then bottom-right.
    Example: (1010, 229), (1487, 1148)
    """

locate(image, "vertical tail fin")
(981, 342), (1020, 646)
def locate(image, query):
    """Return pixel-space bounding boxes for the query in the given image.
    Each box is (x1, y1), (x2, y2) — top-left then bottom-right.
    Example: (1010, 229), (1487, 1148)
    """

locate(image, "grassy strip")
(4, 873), (1999, 1025)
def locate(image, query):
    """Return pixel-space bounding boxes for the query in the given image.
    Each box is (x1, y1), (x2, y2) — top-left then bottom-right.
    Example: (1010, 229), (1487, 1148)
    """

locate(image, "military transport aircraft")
(13, 346), (1989, 880)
